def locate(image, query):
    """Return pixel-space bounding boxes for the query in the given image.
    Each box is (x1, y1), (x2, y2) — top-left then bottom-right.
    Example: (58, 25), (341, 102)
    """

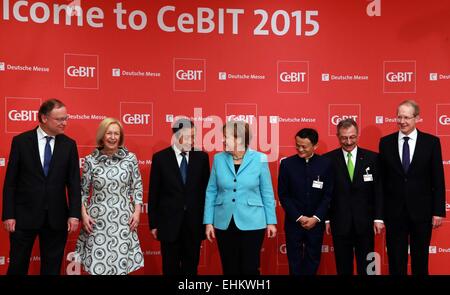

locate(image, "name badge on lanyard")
(363, 167), (374, 182)
(312, 175), (323, 189)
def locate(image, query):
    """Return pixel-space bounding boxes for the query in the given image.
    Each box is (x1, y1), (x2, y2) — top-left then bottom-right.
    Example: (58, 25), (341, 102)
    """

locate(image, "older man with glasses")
(2, 98), (81, 275)
(324, 119), (384, 275)
(379, 100), (445, 275)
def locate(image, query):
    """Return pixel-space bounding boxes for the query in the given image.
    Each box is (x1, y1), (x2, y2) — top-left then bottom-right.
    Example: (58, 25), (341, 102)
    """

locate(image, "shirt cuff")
(374, 219), (384, 223)
(296, 215), (303, 222)
(313, 215), (321, 223)
(325, 220), (330, 224)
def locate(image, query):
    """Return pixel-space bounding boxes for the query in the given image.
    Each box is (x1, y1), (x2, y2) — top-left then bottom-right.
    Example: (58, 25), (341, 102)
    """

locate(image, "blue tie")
(402, 136), (410, 173)
(43, 136), (53, 176)
(180, 152), (187, 184)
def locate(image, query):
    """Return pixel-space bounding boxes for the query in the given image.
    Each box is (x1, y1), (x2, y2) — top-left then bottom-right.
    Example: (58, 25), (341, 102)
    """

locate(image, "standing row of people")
(2, 99), (445, 275)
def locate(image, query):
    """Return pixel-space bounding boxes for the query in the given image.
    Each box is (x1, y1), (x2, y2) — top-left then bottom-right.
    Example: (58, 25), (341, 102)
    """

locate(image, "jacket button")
(232, 199), (235, 202)
(234, 179), (236, 182)
(233, 189), (236, 192)
(404, 178), (408, 182)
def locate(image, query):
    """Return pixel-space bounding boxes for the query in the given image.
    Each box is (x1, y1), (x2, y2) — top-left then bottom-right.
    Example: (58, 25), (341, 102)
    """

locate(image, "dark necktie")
(402, 136), (410, 173)
(43, 136), (53, 176)
(180, 152), (187, 184)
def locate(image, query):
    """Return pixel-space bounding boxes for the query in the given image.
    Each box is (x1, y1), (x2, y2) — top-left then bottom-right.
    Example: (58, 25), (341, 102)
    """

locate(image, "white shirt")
(172, 144), (189, 167)
(398, 128), (417, 163)
(342, 146), (358, 167)
(37, 126), (55, 167)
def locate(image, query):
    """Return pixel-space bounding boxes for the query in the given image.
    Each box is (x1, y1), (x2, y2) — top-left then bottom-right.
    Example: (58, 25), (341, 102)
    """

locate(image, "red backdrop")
(0, 0), (449, 275)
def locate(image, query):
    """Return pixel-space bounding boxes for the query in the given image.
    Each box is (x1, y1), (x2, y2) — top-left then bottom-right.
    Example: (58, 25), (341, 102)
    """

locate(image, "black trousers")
(332, 224), (374, 275)
(215, 218), (265, 275)
(7, 214), (68, 275)
(385, 211), (432, 275)
(160, 213), (202, 275)
(285, 221), (325, 275)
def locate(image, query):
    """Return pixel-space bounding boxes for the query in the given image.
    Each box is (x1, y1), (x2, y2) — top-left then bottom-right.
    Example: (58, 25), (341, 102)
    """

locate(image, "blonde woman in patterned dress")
(75, 118), (144, 275)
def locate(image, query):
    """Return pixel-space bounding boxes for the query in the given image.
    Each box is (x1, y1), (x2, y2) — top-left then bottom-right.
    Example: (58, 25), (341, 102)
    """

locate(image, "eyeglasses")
(48, 115), (69, 123)
(396, 115), (416, 122)
(338, 135), (358, 141)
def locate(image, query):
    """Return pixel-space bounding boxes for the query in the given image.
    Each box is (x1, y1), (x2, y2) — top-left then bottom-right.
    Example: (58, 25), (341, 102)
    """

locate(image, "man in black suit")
(278, 128), (334, 275)
(324, 119), (384, 275)
(379, 100), (445, 275)
(148, 118), (210, 275)
(2, 99), (81, 275)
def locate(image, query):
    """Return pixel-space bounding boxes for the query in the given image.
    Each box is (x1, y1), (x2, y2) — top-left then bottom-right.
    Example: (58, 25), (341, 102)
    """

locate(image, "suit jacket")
(203, 149), (277, 231)
(2, 128), (81, 230)
(379, 130), (446, 223)
(324, 147), (383, 235)
(148, 147), (210, 242)
(278, 154), (333, 225)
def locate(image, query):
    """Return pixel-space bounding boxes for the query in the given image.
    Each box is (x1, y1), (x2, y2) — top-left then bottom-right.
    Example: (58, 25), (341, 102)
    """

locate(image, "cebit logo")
(173, 58), (206, 92)
(176, 70), (203, 81)
(430, 73), (438, 81)
(5, 97), (42, 133)
(0, 62), (5, 71)
(328, 104), (361, 136)
(120, 102), (153, 136)
(225, 103), (258, 127)
(439, 115), (450, 125)
(227, 114), (255, 124)
(279, 72), (306, 82)
(0, 256), (5, 265)
(64, 53), (99, 89)
(67, 66), (96, 77)
(8, 110), (38, 121)
(383, 61), (416, 93)
(385, 72), (413, 82)
(122, 114), (151, 125)
(331, 115), (358, 126)
(436, 105), (450, 136)
(0, 158), (5, 167)
(446, 203), (450, 212)
(322, 245), (329, 253)
(277, 61), (309, 93)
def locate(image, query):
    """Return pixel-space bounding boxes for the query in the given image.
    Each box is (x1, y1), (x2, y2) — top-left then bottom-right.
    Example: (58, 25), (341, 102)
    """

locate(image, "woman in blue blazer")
(203, 121), (277, 275)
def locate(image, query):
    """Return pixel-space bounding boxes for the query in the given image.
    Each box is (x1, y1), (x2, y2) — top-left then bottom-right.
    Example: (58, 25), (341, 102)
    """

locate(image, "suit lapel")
(336, 150), (352, 184)
(224, 153), (236, 176)
(236, 150), (254, 176)
(185, 151), (197, 186)
(169, 148), (185, 187)
(353, 149), (365, 184)
(390, 134), (404, 175)
(29, 129), (45, 177)
(407, 130), (422, 173)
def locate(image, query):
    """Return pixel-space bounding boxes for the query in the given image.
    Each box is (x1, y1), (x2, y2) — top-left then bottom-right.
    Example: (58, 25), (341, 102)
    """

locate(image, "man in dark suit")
(278, 128), (334, 275)
(324, 119), (384, 275)
(379, 100), (445, 275)
(2, 99), (81, 275)
(148, 118), (210, 275)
